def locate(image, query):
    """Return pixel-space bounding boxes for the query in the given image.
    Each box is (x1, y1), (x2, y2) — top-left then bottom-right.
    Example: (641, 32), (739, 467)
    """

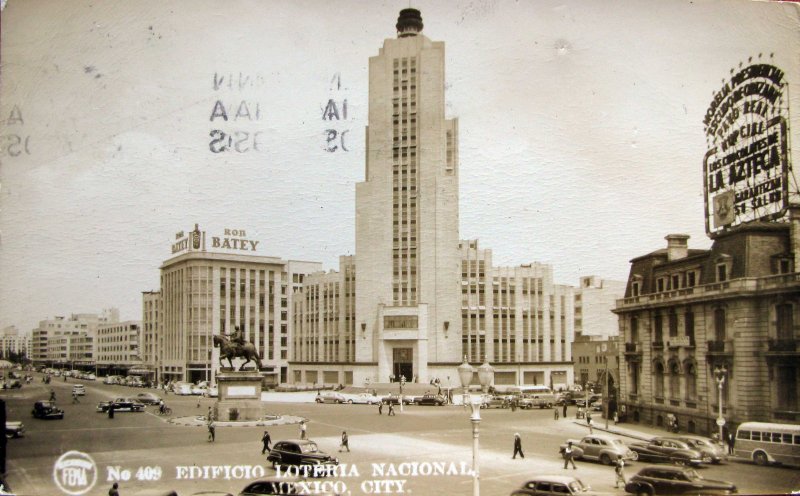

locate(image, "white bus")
(735, 421), (800, 467)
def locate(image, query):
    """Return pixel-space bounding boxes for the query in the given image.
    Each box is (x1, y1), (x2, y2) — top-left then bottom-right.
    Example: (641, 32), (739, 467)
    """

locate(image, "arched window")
(684, 361), (697, 401)
(654, 361), (665, 398)
(714, 308), (726, 342)
(669, 361), (681, 398)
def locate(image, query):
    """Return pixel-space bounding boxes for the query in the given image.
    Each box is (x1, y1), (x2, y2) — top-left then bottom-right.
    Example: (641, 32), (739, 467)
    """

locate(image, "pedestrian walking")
(562, 402), (568, 419)
(378, 402), (383, 415)
(388, 403), (395, 416)
(727, 432), (735, 455)
(587, 412), (593, 434)
(108, 404), (115, 419)
(613, 411), (619, 425)
(72, 392), (79, 404)
(261, 430), (272, 454)
(108, 482), (120, 496)
(614, 455), (626, 488)
(510, 399), (517, 412)
(553, 407), (559, 420)
(339, 431), (350, 452)
(299, 420), (307, 439)
(49, 390), (56, 404)
(512, 433), (524, 459)
(563, 441), (577, 469)
(207, 406), (214, 421)
(208, 419), (216, 442)
(197, 396), (201, 408)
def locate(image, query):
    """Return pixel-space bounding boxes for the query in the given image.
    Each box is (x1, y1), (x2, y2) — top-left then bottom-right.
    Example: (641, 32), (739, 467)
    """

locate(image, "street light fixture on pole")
(714, 365), (728, 446)
(458, 356), (494, 496)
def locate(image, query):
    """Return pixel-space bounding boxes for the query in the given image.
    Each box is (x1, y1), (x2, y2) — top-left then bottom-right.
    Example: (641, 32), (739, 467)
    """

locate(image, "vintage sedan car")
(32, 400), (64, 419)
(72, 384), (86, 396)
(520, 394), (556, 409)
(5, 421), (24, 439)
(315, 391), (346, 404)
(239, 476), (340, 496)
(339, 392), (380, 405)
(2, 379), (21, 389)
(135, 392), (162, 405)
(207, 386), (219, 398)
(625, 466), (737, 496)
(559, 435), (638, 465)
(266, 440), (339, 470)
(414, 393), (446, 406)
(574, 395), (601, 408)
(480, 395), (509, 409)
(675, 435), (728, 464)
(380, 393), (401, 405)
(511, 475), (592, 496)
(96, 398), (146, 413)
(629, 437), (706, 466)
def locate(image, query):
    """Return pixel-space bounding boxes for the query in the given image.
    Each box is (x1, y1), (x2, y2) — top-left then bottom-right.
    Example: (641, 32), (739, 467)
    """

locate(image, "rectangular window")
(777, 304), (794, 341)
(654, 315), (663, 343)
(668, 311), (678, 337)
(657, 278), (665, 292)
(717, 264), (728, 282)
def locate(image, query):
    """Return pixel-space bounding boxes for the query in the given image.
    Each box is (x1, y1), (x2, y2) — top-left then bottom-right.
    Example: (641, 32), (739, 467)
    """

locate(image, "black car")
(414, 393), (446, 406)
(266, 440), (338, 473)
(625, 466), (737, 495)
(31, 400), (64, 419)
(96, 398), (146, 413)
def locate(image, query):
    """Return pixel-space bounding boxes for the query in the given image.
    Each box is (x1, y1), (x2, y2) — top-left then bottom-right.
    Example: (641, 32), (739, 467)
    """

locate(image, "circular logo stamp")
(52, 451), (98, 495)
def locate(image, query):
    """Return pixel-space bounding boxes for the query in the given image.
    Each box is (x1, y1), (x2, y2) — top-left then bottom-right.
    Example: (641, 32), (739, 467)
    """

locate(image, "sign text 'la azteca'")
(702, 60), (791, 236)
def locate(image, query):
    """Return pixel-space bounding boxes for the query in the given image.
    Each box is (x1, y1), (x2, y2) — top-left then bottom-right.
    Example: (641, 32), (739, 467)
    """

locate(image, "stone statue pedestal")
(215, 370), (264, 421)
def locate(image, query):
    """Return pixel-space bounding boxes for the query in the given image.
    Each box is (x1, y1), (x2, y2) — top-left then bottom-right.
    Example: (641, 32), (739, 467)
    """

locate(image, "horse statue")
(212, 334), (261, 371)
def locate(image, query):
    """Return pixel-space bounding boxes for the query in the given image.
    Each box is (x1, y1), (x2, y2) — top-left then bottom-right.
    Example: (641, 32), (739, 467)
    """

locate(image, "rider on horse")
(225, 326), (246, 349)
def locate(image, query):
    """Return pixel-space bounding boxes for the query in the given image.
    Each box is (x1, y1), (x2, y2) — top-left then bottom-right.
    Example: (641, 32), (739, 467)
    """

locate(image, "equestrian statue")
(213, 326), (261, 370)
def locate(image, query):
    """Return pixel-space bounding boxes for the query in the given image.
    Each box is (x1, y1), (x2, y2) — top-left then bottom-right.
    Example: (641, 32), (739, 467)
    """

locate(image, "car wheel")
(347, 400), (353, 404)
(753, 451), (768, 466)
(637, 485), (654, 496)
(600, 453), (612, 465)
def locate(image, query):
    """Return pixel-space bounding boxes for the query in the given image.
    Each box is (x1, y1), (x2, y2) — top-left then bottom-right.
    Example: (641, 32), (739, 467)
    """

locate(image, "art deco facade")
(288, 11), (576, 388)
(95, 321), (142, 373)
(615, 217), (800, 435)
(31, 309), (118, 366)
(150, 249), (320, 384)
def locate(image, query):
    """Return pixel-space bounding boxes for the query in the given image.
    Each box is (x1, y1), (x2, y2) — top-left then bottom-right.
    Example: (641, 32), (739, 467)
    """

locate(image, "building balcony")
(706, 340), (733, 357)
(652, 341), (664, 351)
(766, 339), (799, 355)
(616, 273), (800, 310)
(667, 336), (695, 349)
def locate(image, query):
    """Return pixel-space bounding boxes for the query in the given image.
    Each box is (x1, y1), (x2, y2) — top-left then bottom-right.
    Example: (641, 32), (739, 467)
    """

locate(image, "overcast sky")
(1, 0), (798, 332)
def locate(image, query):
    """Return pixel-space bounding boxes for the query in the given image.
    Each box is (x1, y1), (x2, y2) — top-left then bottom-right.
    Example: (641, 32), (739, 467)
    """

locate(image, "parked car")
(414, 393), (446, 406)
(103, 375), (120, 385)
(629, 437), (706, 466)
(624, 466), (737, 496)
(519, 394), (556, 409)
(72, 384), (86, 396)
(173, 382), (194, 395)
(339, 392), (380, 405)
(32, 400), (64, 419)
(510, 475), (593, 496)
(191, 384), (208, 396)
(135, 392), (162, 405)
(207, 386), (219, 398)
(559, 435), (638, 465)
(480, 395), (510, 409)
(675, 435), (728, 464)
(315, 391), (346, 404)
(380, 393), (401, 405)
(574, 395), (601, 408)
(3, 379), (21, 389)
(96, 398), (146, 413)
(401, 394), (419, 405)
(266, 440), (339, 470)
(5, 421), (24, 439)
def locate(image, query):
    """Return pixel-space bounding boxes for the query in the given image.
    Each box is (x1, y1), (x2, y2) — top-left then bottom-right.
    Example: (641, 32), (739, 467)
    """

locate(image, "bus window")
(783, 434), (792, 444)
(794, 435), (800, 445)
(752, 432), (761, 441)
(738, 430), (750, 440)
(772, 433), (782, 443)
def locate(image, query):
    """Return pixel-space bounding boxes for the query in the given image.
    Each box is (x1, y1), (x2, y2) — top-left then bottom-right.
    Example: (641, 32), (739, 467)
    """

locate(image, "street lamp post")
(714, 365), (728, 446)
(400, 374), (406, 413)
(458, 356), (494, 496)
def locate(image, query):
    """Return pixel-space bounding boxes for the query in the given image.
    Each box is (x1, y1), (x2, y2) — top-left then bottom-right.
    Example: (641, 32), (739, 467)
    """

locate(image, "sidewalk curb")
(571, 421), (653, 442)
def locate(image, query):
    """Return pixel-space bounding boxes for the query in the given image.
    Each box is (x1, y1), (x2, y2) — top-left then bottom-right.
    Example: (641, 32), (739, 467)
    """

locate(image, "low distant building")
(31, 309), (118, 367)
(96, 321), (142, 376)
(0, 326), (31, 361)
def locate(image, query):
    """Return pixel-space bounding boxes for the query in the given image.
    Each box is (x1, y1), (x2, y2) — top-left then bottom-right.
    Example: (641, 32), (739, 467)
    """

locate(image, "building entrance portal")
(392, 347), (413, 382)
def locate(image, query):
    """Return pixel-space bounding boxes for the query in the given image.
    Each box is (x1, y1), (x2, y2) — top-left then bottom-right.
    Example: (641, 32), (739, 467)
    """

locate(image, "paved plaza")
(4, 377), (799, 495)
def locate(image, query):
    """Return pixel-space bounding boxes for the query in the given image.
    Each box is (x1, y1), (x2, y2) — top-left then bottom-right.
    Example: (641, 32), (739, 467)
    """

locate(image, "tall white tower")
(355, 9), (461, 384)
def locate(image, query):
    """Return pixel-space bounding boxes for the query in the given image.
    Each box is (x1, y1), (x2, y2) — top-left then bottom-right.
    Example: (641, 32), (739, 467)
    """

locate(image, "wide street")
(4, 375), (799, 496)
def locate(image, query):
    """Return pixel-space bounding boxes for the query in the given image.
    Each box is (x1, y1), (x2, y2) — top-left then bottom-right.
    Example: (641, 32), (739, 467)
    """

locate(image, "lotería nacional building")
(289, 10), (576, 389)
(615, 61), (799, 435)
